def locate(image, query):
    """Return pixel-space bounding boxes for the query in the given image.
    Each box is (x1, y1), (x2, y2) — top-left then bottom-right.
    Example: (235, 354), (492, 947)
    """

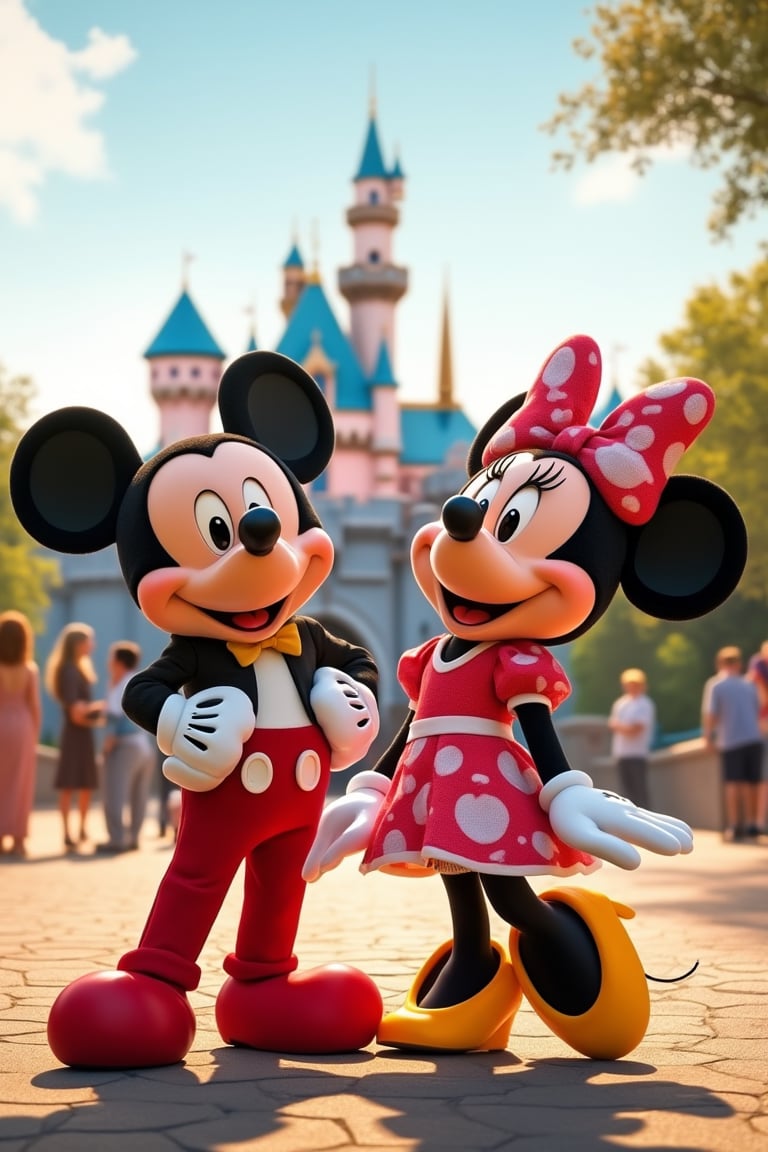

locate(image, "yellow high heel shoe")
(509, 887), (650, 1060)
(377, 939), (521, 1052)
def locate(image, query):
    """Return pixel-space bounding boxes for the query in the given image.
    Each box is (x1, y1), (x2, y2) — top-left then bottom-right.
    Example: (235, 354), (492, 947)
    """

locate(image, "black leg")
(482, 874), (601, 1015)
(418, 871), (498, 1009)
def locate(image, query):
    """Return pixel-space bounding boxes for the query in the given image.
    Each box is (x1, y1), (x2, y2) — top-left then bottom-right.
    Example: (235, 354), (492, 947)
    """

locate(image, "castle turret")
(144, 284), (225, 447)
(337, 100), (408, 377)
(437, 281), (456, 409)
(280, 242), (306, 319)
(370, 337), (401, 497)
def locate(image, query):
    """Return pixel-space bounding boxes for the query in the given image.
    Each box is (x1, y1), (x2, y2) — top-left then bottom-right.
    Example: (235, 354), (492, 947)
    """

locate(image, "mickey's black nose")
(238, 506), (281, 556)
(441, 495), (485, 542)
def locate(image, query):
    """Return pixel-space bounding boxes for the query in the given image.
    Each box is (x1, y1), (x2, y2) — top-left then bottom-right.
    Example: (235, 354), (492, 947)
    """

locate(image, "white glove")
(310, 667), (380, 769)
(540, 770), (694, 870)
(157, 686), (255, 792)
(302, 771), (389, 881)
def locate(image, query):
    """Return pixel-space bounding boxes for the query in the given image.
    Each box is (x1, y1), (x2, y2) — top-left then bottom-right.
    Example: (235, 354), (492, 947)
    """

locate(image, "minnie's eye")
(495, 486), (540, 543)
(195, 491), (234, 553)
(243, 478), (272, 511)
(462, 475), (500, 509)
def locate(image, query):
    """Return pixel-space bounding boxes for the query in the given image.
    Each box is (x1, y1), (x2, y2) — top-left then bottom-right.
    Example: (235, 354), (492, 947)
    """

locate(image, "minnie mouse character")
(11, 351), (383, 1067)
(304, 334), (747, 1060)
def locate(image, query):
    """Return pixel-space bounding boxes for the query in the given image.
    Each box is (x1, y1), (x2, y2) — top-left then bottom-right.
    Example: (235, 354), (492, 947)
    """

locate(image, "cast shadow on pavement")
(16, 1046), (734, 1152)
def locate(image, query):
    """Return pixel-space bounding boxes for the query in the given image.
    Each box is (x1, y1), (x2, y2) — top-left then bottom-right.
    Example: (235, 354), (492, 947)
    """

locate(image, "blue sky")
(2, 0), (765, 455)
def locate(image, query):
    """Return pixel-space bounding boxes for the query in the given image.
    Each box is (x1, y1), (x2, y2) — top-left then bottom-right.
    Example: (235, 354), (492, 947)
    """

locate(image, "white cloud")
(0, 0), (136, 222)
(574, 142), (692, 206)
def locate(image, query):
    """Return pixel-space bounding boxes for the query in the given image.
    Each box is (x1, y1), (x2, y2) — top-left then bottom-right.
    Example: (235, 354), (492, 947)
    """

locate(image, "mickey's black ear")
(10, 408), (142, 554)
(621, 475), (747, 620)
(218, 351), (334, 482)
(466, 393), (526, 477)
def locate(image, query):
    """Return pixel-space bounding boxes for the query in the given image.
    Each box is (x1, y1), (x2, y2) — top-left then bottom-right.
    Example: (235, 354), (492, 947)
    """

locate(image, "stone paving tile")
(0, 809), (766, 1150)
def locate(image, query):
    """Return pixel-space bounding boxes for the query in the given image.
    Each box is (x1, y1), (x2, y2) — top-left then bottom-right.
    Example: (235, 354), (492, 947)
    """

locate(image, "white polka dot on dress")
(532, 830), (556, 860)
(383, 829), (408, 855)
(413, 784), (430, 826)
(434, 745), (463, 775)
(455, 793), (510, 844)
(497, 750), (538, 794)
(403, 738), (426, 765)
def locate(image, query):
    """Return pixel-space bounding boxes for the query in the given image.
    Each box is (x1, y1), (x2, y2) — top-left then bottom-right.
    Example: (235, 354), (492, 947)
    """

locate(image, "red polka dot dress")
(361, 637), (598, 877)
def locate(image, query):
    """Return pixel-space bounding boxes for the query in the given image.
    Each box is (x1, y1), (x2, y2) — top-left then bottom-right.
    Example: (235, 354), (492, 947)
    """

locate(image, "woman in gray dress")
(44, 623), (104, 849)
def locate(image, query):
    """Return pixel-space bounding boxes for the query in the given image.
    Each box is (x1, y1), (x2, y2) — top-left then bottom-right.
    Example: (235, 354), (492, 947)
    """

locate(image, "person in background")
(44, 622), (104, 850)
(703, 646), (763, 841)
(746, 640), (768, 835)
(97, 641), (156, 854)
(0, 611), (41, 857)
(608, 668), (656, 809)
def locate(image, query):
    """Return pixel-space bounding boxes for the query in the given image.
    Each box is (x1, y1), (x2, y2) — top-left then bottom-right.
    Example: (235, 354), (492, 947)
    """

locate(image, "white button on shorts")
(295, 749), (322, 792)
(241, 752), (274, 794)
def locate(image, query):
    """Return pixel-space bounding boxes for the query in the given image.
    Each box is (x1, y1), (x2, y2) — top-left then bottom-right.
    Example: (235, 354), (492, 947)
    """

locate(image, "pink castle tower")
(337, 94), (407, 379)
(144, 266), (226, 448)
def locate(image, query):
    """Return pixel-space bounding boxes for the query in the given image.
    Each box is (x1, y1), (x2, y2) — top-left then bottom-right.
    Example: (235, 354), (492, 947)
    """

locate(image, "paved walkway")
(0, 806), (766, 1151)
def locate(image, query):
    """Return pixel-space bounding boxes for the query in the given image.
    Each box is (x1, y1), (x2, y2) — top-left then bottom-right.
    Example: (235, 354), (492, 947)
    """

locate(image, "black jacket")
(123, 616), (377, 735)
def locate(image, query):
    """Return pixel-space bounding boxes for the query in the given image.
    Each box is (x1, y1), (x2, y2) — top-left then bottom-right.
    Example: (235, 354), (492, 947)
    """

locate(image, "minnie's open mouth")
(202, 597), (287, 632)
(440, 586), (521, 626)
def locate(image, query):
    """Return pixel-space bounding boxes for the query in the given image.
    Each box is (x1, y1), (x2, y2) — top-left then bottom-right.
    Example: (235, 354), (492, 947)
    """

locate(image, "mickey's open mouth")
(440, 586), (521, 627)
(202, 597), (287, 632)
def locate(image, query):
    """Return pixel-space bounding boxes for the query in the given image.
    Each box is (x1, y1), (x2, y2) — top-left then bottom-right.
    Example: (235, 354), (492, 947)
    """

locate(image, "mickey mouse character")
(304, 334), (747, 1060)
(11, 351), (383, 1068)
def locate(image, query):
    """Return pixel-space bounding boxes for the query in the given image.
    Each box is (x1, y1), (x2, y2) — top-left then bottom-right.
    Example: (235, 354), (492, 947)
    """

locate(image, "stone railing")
(555, 715), (722, 830)
(34, 718), (724, 829)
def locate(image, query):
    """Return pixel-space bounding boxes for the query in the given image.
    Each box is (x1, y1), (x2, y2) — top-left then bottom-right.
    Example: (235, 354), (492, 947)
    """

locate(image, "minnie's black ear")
(218, 351), (334, 482)
(466, 393), (526, 477)
(621, 475), (747, 620)
(10, 408), (142, 554)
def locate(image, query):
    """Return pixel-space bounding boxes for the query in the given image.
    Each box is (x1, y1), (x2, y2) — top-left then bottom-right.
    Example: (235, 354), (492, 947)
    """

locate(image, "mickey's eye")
(243, 478), (272, 511)
(495, 486), (540, 543)
(195, 491), (234, 553)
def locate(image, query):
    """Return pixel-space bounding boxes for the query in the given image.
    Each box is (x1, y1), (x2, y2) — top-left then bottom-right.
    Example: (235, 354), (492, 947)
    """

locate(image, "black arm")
(515, 701), (572, 785)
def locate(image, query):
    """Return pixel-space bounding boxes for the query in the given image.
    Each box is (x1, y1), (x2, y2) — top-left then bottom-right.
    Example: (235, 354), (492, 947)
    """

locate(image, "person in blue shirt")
(703, 646), (763, 841)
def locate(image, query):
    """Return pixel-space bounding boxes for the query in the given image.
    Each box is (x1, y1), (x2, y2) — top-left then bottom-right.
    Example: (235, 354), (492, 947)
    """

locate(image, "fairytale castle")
(36, 103), (481, 752)
(144, 104), (474, 497)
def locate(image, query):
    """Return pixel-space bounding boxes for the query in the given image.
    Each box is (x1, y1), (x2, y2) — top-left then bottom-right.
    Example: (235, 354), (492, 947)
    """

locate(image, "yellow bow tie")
(227, 622), (302, 667)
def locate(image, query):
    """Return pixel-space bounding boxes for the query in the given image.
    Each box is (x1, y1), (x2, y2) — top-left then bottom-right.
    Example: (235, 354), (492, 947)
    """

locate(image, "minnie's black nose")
(238, 506), (281, 556)
(441, 495), (485, 542)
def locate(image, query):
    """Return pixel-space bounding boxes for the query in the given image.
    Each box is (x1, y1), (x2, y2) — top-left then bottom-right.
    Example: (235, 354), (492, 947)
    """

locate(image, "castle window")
(369, 190), (379, 204)
(190, 367), (200, 377)
(369, 250), (380, 263)
(169, 367), (179, 377)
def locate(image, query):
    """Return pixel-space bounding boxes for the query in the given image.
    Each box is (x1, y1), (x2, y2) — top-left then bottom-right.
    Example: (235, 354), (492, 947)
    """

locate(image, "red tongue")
(232, 609), (270, 630)
(453, 604), (491, 626)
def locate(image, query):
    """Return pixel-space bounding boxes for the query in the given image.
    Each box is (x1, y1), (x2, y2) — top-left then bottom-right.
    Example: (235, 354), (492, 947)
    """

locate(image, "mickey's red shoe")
(47, 970), (196, 1068)
(216, 963), (382, 1053)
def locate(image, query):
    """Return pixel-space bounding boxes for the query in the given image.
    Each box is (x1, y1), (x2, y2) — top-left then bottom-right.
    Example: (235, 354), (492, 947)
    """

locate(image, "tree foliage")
(638, 248), (768, 601)
(545, 1), (768, 236)
(571, 248), (768, 729)
(0, 366), (59, 630)
(571, 589), (763, 735)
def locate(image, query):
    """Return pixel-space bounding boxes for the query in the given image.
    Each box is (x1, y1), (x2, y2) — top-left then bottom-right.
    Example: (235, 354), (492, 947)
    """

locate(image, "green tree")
(571, 249), (768, 727)
(0, 366), (59, 628)
(545, 1), (768, 237)
(638, 249), (768, 602)
(571, 591), (764, 735)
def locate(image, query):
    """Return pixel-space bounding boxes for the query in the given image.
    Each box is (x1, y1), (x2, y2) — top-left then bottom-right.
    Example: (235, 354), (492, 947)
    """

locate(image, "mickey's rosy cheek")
(137, 568), (191, 630)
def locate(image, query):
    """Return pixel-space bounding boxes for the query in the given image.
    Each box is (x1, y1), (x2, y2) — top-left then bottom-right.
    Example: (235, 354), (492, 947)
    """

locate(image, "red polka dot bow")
(481, 335), (715, 526)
